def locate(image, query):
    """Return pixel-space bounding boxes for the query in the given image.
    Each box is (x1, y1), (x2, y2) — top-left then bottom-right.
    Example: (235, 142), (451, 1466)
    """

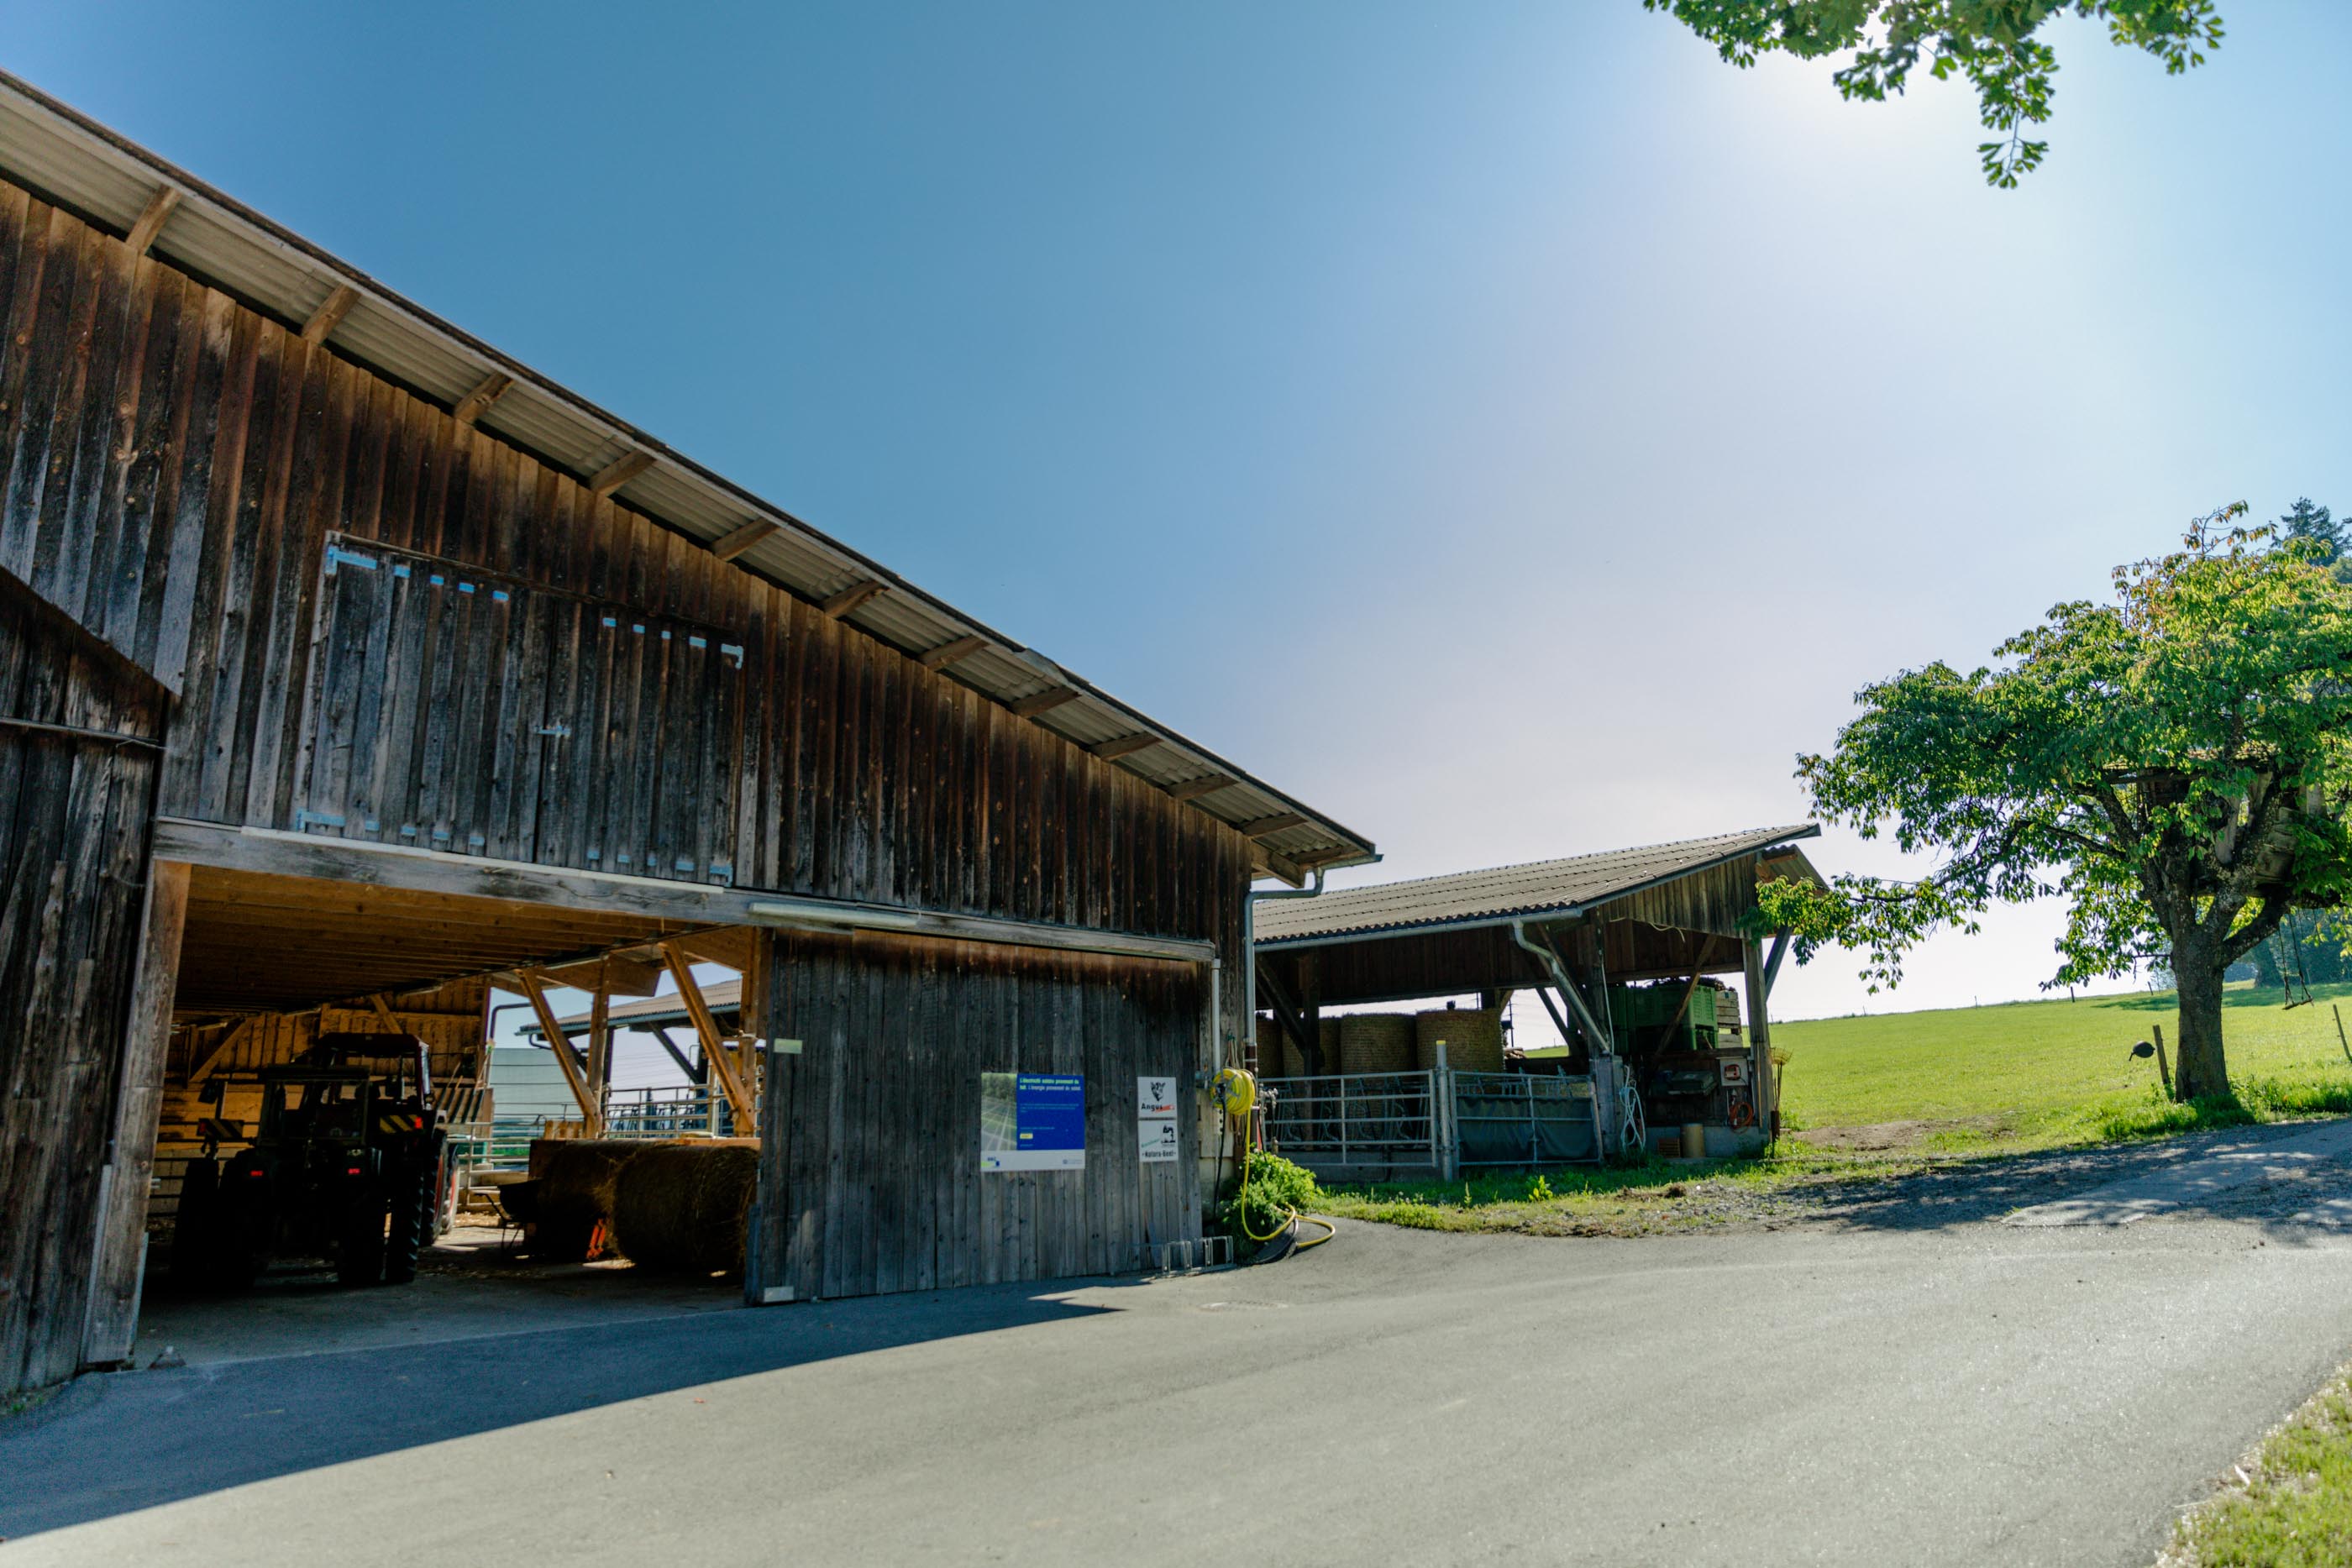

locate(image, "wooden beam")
(820, 578), (885, 616)
(917, 634), (988, 671)
(662, 942), (757, 1129)
(587, 983), (612, 1098)
(538, 952), (664, 996)
(300, 285), (359, 344)
(671, 925), (754, 971)
(155, 820), (1216, 964)
(1238, 812), (1310, 840)
(450, 371), (513, 427)
(125, 186), (180, 256)
(1090, 734), (1159, 761)
(702, 518), (776, 563)
(1762, 927), (1793, 999)
(588, 449), (655, 498)
(1011, 687), (1080, 718)
(1168, 774), (1236, 802)
(367, 994), (402, 1033)
(186, 1018), (254, 1086)
(516, 970), (602, 1135)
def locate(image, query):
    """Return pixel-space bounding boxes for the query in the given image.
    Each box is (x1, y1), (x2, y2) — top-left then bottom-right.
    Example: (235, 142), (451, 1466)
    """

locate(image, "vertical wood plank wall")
(0, 570), (167, 1397)
(0, 181), (1257, 1313)
(0, 181), (1248, 951)
(755, 931), (1205, 1303)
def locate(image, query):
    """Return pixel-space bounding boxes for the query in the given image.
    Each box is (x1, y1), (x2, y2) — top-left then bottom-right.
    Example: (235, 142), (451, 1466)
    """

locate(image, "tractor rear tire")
(381, 1160), (436, 1286)
(337, 1188), (386, 1287)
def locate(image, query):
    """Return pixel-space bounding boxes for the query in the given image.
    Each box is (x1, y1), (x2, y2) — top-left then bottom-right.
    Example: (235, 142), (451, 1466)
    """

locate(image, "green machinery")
(1609, 983), (1721, 1055)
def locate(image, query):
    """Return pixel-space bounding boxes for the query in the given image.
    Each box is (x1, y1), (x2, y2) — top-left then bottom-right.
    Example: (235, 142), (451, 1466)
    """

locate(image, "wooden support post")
(818, 578), (884, 615)
(918, 634), (988, 671)
(81, 861), (190, 1369)
(662, 941), (756, 1130)
(1298, 952), (1326, 1078)
(367, 993), (402, 1032)
(1254, 959), (1312, 1074)
(587, 978), (612, 1105)
(1743, 936), (1775, 1144)
(516, 971), (602, 1135)
(450, 371), (513, 426)
(588, 449), (656, 497)
(125, 186), (180, 256)
(713, 518), (782, 564)
(300, 285), (359, 344)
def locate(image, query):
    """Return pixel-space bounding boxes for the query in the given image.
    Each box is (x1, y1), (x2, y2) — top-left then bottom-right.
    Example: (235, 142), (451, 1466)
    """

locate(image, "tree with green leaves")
(2278, 497), (2352, 584)
(1645, 2), (2224, 186)
(1761, 507), (2352, 1101)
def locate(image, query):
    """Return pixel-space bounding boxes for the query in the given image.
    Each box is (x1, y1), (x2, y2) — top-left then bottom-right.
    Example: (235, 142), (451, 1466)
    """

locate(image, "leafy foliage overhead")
(1643, 2), (2225, 185)
(1762, 507), (2352, 994)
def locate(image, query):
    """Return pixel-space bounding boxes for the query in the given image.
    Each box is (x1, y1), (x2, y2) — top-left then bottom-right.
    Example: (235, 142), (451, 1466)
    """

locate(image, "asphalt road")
(10, 1142), (2352, 1565)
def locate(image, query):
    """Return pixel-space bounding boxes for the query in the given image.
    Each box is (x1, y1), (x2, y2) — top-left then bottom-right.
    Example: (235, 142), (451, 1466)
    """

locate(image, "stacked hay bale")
(1337, 1014), (1415, 1075)
(1415, 1007), (1506, 1072)
(522, 1140), (644, 1262)
(1255, 1016), (1301, 1078)
(611, 1143), (760, 1278)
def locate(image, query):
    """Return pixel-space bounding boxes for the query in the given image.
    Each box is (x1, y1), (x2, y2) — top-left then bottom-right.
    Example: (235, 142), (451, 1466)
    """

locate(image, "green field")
(1773, 980), (2352, 1154)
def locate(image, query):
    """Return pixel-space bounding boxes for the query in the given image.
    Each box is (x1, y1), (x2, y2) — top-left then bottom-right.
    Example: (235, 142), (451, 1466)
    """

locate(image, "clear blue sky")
(11, 3), (2352, 1024)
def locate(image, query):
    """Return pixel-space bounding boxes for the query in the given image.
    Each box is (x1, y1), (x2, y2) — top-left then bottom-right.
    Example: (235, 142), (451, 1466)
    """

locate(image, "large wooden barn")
(0, 75), (1374, 1396)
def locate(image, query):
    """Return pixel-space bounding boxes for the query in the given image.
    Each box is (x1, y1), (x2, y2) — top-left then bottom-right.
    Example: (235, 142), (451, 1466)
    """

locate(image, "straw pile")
(1338, 1014), (1415, 1074)
(612, 1143), (759, 1278)
(1415, 1007), (1505, 1072)
(526, 1140), (644, 1261)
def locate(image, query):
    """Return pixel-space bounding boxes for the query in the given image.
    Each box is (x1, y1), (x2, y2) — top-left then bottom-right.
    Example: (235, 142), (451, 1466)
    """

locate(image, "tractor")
(174, 1032), (449, 1289)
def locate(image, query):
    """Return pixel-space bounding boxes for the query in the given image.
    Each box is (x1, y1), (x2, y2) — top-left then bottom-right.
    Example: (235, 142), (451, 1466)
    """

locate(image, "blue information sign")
(979, 1072), (1086, 1172)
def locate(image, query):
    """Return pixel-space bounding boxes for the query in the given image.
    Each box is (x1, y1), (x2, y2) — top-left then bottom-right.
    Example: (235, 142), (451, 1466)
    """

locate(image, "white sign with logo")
(1137, 1075), (1179, 1163)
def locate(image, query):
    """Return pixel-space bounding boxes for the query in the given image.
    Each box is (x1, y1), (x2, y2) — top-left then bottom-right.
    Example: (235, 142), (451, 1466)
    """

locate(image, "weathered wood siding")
(753, 931), (1205, 1302)
(0, 569), (167, 1396)
(0, 181), (1246, 947)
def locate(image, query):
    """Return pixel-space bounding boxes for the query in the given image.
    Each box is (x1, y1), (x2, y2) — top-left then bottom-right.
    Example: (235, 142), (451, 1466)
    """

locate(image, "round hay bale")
(1338, 1014), (1415, 1075)
(611, 1143), (759, 1278)
(527, 1140), (643, 1261)
(1255, 1016), (1304, 1078)
(1415, 1008), (1505, 1072)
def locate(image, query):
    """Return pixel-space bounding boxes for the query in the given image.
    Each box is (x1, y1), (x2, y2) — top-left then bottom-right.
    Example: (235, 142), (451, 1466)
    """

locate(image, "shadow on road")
(0, 1274), (1139, 1540)
(1779, 1120), (2352, 1239)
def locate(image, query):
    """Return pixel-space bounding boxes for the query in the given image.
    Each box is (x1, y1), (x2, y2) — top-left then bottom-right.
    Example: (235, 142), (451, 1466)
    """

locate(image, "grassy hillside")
(1774, 980), (2352, 1152)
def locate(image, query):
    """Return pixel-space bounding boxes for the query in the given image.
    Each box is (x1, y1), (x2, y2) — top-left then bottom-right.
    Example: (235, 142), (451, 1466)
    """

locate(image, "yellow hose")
(1217, 1065), (1334, 1254)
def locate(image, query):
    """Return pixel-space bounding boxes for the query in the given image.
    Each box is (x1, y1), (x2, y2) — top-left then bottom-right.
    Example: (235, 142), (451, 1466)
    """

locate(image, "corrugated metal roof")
(1255, 825), (1821, 944)
(0, 71), (1374, 881)
(528, 979), (748, 1036)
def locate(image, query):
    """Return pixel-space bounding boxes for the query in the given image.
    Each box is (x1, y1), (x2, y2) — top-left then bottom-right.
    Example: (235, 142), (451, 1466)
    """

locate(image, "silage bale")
(1338, 1013), (1415, 1075)
(527, 1140), (643, 1262)
(1415, 1008), (1506, 1073)
(611, 1142), (760, 1278)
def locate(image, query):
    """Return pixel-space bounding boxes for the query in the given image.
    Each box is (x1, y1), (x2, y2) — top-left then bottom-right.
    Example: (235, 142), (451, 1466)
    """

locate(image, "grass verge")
(2165, 1364), (2352, 1567)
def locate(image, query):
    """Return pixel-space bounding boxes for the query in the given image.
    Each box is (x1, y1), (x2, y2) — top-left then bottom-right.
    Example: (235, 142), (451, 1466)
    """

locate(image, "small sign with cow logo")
(1137, 1075), (1179, 1163)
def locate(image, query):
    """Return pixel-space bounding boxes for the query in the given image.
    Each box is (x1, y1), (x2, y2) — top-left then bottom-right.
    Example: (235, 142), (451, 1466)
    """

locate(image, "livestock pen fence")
(1258, 1067), (1602, 1183)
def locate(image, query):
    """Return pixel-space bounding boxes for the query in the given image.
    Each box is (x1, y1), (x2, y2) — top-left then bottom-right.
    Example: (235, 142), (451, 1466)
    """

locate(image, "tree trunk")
(2171, 940), (2230, 1102)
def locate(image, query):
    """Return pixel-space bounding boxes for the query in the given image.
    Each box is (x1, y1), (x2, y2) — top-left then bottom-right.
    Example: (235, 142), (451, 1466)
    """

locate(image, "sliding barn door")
(291, 537), (746, 883)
